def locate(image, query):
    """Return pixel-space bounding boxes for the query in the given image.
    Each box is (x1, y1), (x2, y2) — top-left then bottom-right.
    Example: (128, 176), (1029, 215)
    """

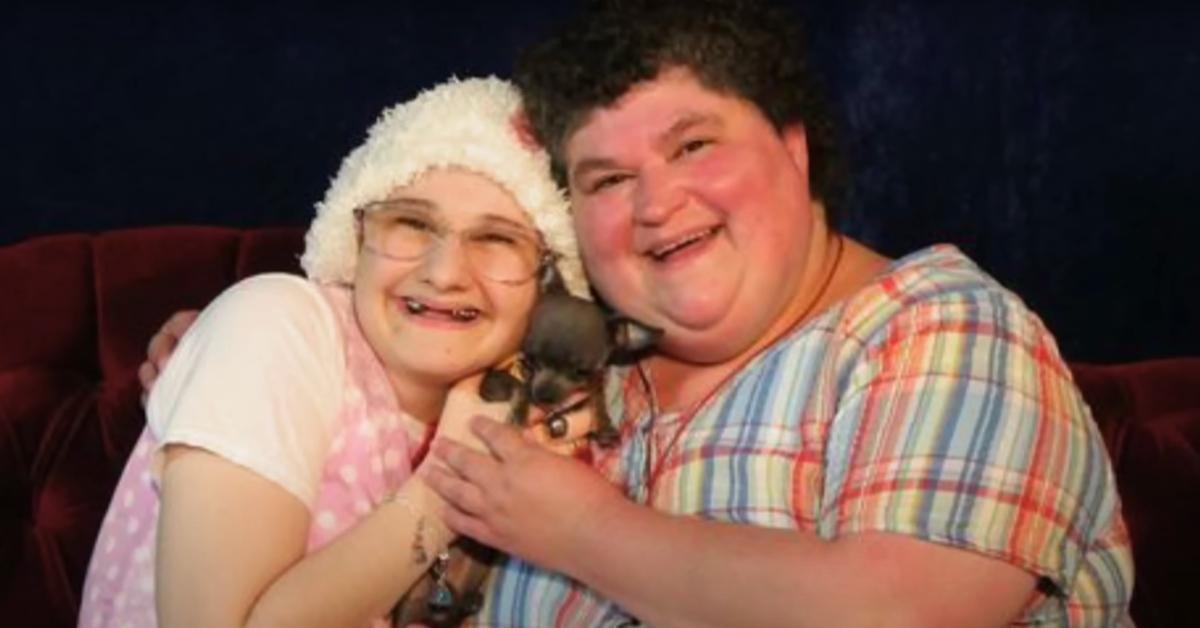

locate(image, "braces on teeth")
(404, 298), (479, 321)
(451, 308), (479, 321)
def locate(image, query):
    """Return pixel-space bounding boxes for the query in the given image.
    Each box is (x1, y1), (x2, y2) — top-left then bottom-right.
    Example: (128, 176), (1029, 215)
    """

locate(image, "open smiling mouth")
(402, 297), (480, 322)
(648, 226), (721, 262)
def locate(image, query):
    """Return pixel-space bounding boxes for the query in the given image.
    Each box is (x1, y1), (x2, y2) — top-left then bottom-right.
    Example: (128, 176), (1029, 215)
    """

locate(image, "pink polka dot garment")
(79, 283), (432, 627)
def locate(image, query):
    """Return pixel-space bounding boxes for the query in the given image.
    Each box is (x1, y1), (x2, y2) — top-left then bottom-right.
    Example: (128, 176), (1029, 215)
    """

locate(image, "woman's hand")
(138, 309), (199, 404)
(428, 373), (509, 454)
(424, 415), (623, 573)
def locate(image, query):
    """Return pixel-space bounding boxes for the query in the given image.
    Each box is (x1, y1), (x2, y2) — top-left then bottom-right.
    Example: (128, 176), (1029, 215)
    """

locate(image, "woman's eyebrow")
(569, 112), (723, 182)
(382, 196), (438, 211)
(571, 156), (622, 184)
(655, 112), (720, 149)
(380, 197), (534, 236)
(477, 214), (538, 235)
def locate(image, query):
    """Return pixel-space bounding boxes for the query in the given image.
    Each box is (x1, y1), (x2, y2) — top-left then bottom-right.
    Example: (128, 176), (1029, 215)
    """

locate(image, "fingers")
(164, 309), (201, 335)
(145, 309), (199, 373)
(137, 356), (158, 385)
(138, 361), (158, 407)
(424, 461), (488, 516)
(437, 499), (498, 548)
(423, 447), (501, 547)
(469, 415), (532, 462)
(148, 317), (183, 367)
(140, 310), (198, 407)
(430, 436), (495, 483)
(142, 335), (170, 386)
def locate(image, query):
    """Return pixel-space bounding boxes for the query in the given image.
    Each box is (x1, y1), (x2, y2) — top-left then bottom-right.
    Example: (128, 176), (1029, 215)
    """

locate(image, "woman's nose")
(419, 234), (473, 289)
(633, 165), (685, 225)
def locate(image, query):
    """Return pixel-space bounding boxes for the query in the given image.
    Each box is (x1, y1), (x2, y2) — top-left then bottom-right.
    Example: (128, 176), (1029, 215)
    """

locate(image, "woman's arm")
(429, 418), (1035, 628)
(155, 367), (511, 628)
(157, 445), (453, 628)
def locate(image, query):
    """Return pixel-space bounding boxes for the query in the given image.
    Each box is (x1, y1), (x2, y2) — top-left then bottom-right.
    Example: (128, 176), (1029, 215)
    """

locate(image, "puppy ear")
(538, 262), (567, 296)
(607, 317), (662, 363)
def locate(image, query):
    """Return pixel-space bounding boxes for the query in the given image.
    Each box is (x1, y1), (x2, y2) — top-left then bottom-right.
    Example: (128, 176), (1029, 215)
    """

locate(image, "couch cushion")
(1071, 359), (1200, 628)
(0, 234), (96, 373)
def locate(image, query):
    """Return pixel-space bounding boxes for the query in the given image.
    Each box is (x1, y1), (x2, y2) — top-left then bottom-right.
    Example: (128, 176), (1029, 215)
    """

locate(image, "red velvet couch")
(2, 226), (1198, 627)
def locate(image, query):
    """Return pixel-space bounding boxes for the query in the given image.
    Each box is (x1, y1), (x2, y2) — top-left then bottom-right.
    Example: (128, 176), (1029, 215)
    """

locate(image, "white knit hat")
(300, 76), (588, 299)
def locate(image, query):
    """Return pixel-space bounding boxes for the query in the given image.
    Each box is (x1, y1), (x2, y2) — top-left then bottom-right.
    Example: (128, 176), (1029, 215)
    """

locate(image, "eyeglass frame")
(352, 202), (559, 285)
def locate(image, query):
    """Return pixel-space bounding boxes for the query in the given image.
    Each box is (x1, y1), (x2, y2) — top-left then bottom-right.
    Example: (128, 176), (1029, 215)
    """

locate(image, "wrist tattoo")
(412, 516), (429, 565)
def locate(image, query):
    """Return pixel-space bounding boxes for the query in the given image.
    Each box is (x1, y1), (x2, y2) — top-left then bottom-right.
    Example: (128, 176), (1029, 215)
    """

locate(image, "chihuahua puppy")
(392, 266), (659, 627)
(480, 265), (660, 445)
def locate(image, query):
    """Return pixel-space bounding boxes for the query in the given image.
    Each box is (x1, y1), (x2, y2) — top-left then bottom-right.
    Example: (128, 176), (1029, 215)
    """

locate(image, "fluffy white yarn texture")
(300, 76), (589, 300)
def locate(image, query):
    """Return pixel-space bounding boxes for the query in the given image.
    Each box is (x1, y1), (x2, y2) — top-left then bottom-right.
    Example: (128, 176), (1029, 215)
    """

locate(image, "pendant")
(429, 581), (455, 611)
(427, 551), (455, 611)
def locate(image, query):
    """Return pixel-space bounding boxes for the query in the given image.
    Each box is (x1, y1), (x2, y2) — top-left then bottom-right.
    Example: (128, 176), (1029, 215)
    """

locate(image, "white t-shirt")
(146, 273), (345, 506)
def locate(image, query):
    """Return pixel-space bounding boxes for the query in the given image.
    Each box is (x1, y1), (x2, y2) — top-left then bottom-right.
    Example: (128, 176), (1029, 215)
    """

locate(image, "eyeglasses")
(354, 201), (554, 284)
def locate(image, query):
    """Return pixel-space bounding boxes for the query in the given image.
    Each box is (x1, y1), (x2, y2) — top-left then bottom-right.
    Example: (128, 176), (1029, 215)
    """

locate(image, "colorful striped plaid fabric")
(471, 245), (1133, 627)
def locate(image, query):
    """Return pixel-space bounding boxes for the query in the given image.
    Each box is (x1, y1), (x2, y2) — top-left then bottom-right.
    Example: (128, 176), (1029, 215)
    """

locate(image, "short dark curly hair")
(514, 0), (846, 225)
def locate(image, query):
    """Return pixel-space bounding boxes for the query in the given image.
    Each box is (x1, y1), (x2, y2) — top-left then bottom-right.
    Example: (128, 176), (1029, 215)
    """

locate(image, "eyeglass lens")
(360, 204), (543, 283)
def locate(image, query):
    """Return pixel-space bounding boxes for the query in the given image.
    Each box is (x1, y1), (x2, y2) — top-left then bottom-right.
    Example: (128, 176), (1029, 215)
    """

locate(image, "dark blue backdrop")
(4, 1), (1198, 362)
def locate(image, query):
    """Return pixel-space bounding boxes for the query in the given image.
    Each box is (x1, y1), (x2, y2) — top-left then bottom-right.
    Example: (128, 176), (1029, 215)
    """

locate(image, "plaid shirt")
(473, 245), (1133, 627)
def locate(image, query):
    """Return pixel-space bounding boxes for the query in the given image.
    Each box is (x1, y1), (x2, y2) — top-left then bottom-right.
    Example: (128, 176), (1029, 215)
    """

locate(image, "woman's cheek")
(686, 149), (743, 202)
(573, 196), (630, 259)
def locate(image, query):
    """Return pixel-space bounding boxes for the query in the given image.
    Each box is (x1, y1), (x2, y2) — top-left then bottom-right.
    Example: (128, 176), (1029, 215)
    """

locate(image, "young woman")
(79, 76), (590, 628)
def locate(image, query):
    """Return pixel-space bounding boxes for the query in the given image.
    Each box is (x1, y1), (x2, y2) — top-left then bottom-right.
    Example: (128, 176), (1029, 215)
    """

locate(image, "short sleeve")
(146, 274), (345, 508)
(823, 284), (1120, 595)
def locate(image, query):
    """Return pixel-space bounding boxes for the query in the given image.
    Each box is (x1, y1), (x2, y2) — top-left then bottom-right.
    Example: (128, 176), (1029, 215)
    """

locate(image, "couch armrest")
(1071, 359), (1200, 628)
